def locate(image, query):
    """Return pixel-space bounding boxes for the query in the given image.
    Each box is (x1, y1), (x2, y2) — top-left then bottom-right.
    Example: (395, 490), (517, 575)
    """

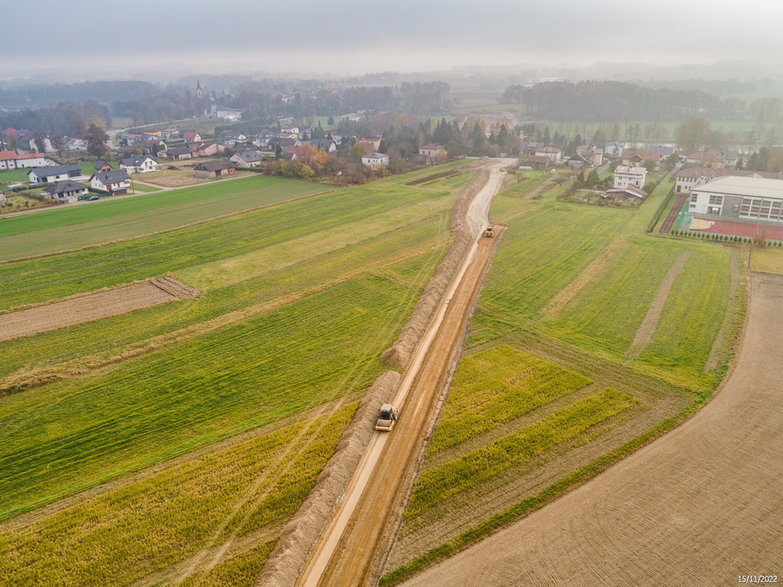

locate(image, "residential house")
(620, 150), (661, 168)
(419, 143), (447, 163)
(308, 138), (337, 153)
(361, 152), (389, 170)
(220, 131), (248, 147)
(230, 150), (262, 167)
(267, 137), (301, 152)
(0, 150), (51, 170)
(279, 125), (300, 138)
(282, 146), (298, 160)
(613, 165), (647, 189)
(358, 136), (383, 151)
(647, 145), (676, 160)
(566, 154), (591, 170)
(686, 151), (725, 168)
(94, 160), (113, 173)
(194, 160), (236, 178)
(90, 169), (130, 194)
(182, 131), (202, 143)
(187, 141), (226, 158)
(27, 164), (82, 184)
(604, 141), (625, 158)
(526, 155), (551, 169)
(534, 146), (562, 165)
(42, 180), (89, 203)
(120, 155), (159, 174)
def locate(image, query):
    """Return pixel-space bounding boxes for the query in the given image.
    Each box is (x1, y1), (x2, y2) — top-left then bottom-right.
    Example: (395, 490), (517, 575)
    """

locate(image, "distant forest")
(502, 80), (779, 122)
(0, 79), (451, 135)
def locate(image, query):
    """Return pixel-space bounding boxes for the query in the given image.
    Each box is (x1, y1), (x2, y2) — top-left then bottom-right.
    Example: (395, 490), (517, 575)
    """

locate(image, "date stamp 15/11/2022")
(739, 576), (779, 584)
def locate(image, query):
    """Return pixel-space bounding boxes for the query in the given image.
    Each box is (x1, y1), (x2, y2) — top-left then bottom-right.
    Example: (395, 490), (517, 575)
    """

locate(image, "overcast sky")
(3, 0), (783, 79)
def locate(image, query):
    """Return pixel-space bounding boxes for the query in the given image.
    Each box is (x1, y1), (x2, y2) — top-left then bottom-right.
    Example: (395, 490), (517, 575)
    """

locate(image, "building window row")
(740, 197), (783, 221)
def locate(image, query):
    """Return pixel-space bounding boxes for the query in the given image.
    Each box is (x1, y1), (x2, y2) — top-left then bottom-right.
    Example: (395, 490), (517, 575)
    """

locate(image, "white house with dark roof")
(90, 169), (130, 193)
(230, 150), (262, 167)
(361, 152), (389, 170)
(42, 180), (89, 203)
(27, 165), (82, 184)
(120, 155), (159, 174)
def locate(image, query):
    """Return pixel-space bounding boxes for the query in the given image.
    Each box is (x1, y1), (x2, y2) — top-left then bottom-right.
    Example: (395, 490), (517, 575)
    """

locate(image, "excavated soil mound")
(381, 168), (489, 369)
(257, 371), (401, 587)
(0, 278), (198, 342)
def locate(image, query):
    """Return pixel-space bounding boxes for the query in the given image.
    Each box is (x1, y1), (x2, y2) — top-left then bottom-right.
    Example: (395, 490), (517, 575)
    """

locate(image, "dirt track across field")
(292, 161), (512, 587)
(0, 277), (197, 342)
(405, 272), (783, 586)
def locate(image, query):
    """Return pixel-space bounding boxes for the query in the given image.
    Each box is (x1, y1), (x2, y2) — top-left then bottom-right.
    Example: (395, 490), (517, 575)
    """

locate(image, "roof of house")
(42, 180), (89, 195)
(0, 150), (46, 161)
(309, 138), (335, 149)
(691, 176), (783, 200)
(94, 160), (111, 170)
(28, 164), (81, 177)
(233, 150), (261, 162)
(674, 166), (783, 180)
(420, 143), (444, 150)
(167, 146), (192, 155)
(120, 155), (155, 167)
(621, 149), (662, 161)
(195, 159), (235, 171)
(93, 169), (130, 184)
(527, 155), (551, 164)
(183, 131), (200, 140)
(614, 165), (647, 176)
(363, 152), (388, 159)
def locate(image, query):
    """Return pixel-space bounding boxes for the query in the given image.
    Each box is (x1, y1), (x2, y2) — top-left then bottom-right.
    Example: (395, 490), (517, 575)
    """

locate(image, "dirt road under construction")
(294, 161), (511, 586)
(405, 272), (783, 586)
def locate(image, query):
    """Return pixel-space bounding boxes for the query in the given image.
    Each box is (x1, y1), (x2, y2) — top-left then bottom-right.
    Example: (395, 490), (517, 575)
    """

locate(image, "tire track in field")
(543, 234), (628, 320)
(626, 251), (691, 358)
(173, 209), (454, 585)
(704, 247), (742, 372)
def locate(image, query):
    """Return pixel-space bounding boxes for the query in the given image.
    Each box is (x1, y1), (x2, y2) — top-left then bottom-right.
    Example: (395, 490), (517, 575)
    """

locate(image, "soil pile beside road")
(381, 168), (489, 369)
(257, 371), (400, 587)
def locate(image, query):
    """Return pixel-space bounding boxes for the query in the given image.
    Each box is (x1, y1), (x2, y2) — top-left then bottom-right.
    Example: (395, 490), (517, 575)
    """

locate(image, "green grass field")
(0, 175), (327, 261)
(384, 166), (745, 582)
(0, 403), (355, 586)
(0, 164), (471, 582)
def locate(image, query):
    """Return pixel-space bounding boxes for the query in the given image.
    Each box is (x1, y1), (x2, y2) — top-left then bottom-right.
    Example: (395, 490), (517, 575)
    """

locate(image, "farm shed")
(194, 160), (236, 178)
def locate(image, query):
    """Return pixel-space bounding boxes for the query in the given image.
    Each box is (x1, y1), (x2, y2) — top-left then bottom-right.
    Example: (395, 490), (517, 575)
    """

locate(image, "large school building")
(689, 176), (783, 224)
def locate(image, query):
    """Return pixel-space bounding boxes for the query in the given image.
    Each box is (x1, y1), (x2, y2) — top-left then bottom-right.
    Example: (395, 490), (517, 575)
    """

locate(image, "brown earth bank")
(405, 272), (783, 586)
(0, 277), (197, 342)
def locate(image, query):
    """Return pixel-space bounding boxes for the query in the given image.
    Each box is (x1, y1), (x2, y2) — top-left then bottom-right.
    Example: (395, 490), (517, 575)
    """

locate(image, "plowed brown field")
(405, 272), (783, 586)
(0, 278), (196, 342)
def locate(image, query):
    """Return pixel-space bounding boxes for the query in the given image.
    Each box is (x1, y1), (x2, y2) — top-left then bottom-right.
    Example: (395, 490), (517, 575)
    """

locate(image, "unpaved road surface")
(0, 278), (196, 342)
(294, 161), (511, 587)
(406, 272), (783, 586)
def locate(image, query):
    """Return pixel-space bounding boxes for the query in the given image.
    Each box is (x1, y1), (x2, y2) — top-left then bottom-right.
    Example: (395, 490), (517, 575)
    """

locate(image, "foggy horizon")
(4, 0), (783, 83)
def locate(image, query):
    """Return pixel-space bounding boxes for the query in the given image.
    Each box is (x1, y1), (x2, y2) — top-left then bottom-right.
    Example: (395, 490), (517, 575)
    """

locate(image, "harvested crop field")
(404, 273), (783, 586)
(0, 277), (197, 342)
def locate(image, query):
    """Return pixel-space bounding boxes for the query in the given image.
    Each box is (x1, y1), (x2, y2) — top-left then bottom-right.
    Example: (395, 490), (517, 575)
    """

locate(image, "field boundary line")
(0, 238), (447, 395)
(0, 189), (333, 266)
(626, 251), (691, 358)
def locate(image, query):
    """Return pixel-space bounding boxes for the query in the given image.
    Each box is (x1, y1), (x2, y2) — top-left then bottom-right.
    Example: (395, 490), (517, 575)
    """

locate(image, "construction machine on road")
(374, 404), (399, 431)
